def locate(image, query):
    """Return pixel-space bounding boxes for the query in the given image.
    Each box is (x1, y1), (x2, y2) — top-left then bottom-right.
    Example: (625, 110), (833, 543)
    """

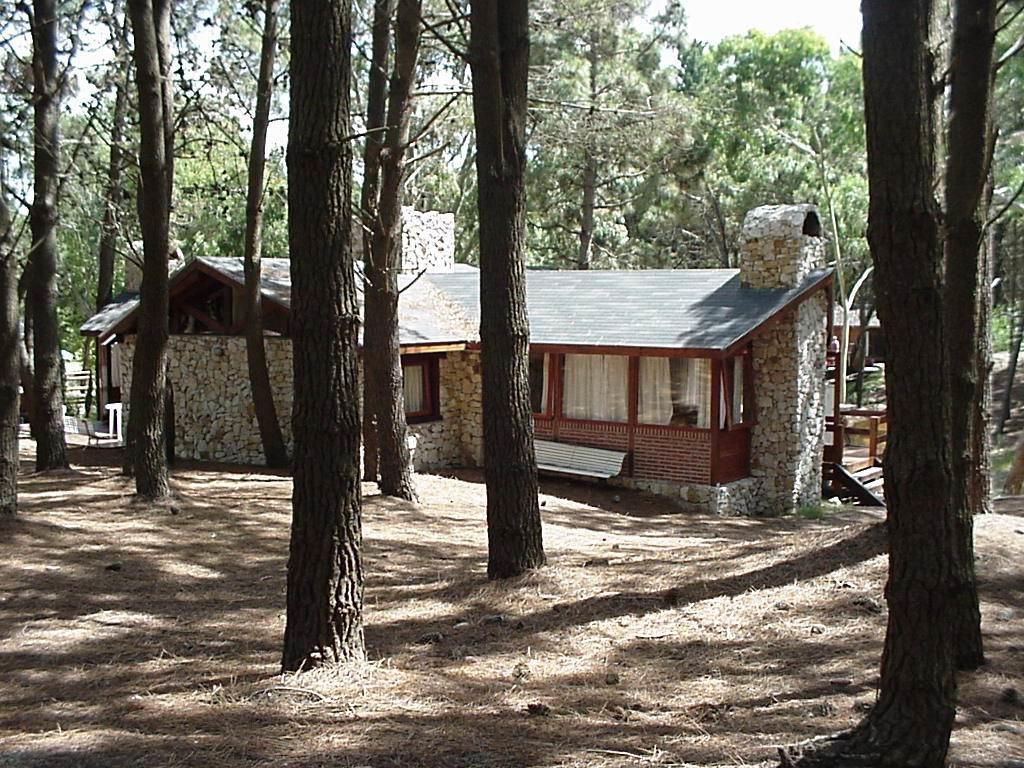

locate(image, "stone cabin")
(82, 204), (833, 516)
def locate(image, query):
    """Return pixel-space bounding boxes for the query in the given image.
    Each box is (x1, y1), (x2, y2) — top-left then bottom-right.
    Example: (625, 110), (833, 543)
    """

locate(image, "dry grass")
(0, 442), (1021, 768)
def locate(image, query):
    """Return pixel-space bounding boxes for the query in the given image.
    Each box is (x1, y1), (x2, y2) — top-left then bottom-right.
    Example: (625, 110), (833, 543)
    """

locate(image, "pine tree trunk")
(126, 0), (174, 499)
(360, 0), (394, 484)
(243, 0), (288, 469)
(782, 2), (958, 764)
(942, 0), (995, 673)
(282, 0), (365, 671)
(29, 0), (68, 471)
(0, 187), (19, 516)
(366, 0), (420, 501)
(469, 0), (545, 579)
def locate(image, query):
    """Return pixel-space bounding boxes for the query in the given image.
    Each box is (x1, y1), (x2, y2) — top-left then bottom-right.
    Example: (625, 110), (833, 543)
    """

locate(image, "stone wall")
(741, 204), (827, 515)
(118, 336), (294, 465)
(612, 476), (763, 517)
(118, 336), (481, 471)
(408, 352), (480, 469)
(400, 207), (455, 274)
(437, 350), (483, 466)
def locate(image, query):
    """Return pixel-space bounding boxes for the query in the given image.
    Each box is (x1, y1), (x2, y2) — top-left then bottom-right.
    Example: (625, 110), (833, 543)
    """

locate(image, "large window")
(529, 353), (549, 414)
(562, 353), (628, 422)
(638, 357), (711, 427)
(402, 357), (440, 422)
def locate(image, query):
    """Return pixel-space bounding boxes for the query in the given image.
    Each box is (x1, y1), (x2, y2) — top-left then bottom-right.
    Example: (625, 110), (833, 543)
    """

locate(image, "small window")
(529, 353), (549, 415)
(402, 357), (440, 423)
(639, 357), (711, 428)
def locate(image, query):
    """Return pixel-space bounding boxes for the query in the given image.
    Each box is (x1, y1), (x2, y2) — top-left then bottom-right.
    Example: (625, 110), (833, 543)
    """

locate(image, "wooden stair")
(825, 461), (885, 507)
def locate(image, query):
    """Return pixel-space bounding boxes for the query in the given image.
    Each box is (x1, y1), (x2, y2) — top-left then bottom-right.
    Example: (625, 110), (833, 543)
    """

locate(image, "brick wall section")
(633, 426), (711, 484)
(556, 420), (629, 450)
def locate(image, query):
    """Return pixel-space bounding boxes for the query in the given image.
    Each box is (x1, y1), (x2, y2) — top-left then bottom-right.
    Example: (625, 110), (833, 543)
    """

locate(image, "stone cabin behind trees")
(82, 204), (833, 517)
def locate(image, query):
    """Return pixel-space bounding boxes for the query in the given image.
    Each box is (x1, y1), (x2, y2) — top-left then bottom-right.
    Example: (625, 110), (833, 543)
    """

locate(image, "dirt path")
(0, 444), (1021, 767)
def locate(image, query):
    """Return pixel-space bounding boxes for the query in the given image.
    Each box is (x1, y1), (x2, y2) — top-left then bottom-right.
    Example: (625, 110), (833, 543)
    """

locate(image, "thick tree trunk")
(29, 0), (68, 471)
(469, 0), (545, 579)
(0, 187), (19, 516)
(942, 0), (995, 672)
(360, 0), (395, 484)
(365, 0), (420, 501)
(282, 0), (365, 671)
(126, 0), (174, 499)
(243, 0), (288, 469)
(782, 2), (958, 765)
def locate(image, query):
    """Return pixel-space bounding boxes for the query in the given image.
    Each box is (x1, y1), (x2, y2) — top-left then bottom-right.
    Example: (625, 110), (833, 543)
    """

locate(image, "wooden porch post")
(710, 357), (722, 484)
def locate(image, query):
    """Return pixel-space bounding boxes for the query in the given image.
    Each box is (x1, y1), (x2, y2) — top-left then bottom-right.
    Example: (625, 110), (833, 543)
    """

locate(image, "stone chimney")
(400, 207), (455, 273)
(741, 204), (827, 515)
(740, 204), (824, 289)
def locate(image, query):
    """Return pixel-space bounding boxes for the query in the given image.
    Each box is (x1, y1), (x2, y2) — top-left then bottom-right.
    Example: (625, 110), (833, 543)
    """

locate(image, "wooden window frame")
(721, 347), (756, 431)
(529, 352), (552, 418)
(402, 355), (441, 424)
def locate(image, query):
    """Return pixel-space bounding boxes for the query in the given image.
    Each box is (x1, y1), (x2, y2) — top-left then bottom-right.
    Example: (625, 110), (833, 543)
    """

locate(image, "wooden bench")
(535, 439), (627, 480)
(80, 419), (117, 445)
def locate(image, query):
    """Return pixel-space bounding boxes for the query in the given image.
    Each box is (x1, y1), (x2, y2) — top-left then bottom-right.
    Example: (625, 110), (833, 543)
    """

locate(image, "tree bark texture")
(942, 0), (995, 672)
(243, 0), (289, 469)
(469, 0), (545, 579)
(360, 0), (394, 484)
(126, 0), (173, 498)
(783, 2), (958, 765)
(29, 0), (68, 471)
(282, 0), (365, 671)
(364, 0), (420, 501)
(0, 188), (19, 516)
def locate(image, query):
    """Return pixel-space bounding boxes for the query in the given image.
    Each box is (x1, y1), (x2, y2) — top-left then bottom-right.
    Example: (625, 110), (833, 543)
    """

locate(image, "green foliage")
(992, 305), (1012, 353)
(688, 29), (870, 279)
(796, 502), (825, 520)
(525, 0), (704, 268)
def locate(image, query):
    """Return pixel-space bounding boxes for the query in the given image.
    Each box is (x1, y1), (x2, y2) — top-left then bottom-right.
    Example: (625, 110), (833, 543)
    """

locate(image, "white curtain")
(530, 354), (549, 413)
(563, 354), (628, 422)
(639, 357), (710, 427)
(732, 356), (744, 424)
(403, 364), (424, 413)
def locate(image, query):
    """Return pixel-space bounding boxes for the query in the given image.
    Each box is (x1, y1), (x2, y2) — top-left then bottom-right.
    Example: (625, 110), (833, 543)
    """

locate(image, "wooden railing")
(826, 407), (888, 467)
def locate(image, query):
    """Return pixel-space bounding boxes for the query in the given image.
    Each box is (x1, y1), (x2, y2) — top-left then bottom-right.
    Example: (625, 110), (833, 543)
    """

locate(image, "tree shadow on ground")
(1, 451), (1017, 768)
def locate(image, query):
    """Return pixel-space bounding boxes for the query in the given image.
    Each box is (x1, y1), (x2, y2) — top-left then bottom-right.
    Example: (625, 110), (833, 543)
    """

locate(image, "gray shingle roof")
(80, 292), (140, 336)
(80, 257), (471, 348)
(424, 268), (833, 351)
(81, 257), (832, 353)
